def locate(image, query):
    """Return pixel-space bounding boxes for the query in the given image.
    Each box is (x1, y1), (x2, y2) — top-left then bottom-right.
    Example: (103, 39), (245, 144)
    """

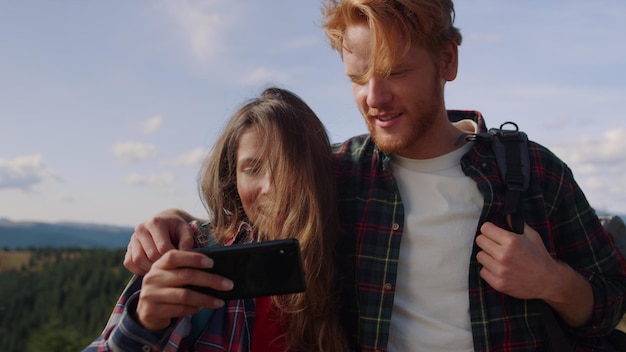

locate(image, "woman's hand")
(124, 209), (201, 275)
(135, 249), (234, 331)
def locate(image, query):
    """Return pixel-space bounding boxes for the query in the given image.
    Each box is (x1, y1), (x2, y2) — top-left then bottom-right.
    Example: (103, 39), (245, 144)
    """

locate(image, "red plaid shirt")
(333, 110), (626, 351)
(83, 222), (261, 352)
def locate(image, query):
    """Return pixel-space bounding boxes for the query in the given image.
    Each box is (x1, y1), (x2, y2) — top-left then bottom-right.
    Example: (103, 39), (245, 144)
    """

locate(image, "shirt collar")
(376, 110), (486, 169)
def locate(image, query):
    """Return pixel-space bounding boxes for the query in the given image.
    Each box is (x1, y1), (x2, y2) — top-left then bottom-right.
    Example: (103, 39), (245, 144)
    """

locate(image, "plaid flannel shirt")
(83, 222), (256, 352)
(333, 110), (626, 351)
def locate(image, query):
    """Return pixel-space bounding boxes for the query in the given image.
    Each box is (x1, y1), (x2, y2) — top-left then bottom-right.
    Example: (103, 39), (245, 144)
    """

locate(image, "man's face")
(342, 23), (456, 158)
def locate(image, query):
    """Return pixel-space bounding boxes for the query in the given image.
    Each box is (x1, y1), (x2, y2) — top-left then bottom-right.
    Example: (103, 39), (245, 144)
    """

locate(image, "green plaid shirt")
(333, 110), (626, 351)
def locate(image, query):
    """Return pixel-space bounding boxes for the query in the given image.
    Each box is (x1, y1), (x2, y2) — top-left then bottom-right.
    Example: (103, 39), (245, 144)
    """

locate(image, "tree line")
(0, 248), (132, 352)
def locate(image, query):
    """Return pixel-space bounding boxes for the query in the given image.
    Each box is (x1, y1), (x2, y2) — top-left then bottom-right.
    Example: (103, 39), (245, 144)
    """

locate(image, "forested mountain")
(1, 216), (624, 352)
(0, 248), (132, 352)
(0, 220), (133, 249)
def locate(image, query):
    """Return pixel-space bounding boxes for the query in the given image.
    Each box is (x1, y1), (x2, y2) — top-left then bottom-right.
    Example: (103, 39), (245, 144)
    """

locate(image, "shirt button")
(384, 283), (393, 291)
(392, 223), (399, 231)
(142, 345), (151, 352)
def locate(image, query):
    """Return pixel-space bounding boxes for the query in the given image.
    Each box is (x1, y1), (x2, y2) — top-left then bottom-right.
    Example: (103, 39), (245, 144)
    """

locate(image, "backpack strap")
(474, 122), (530, 233)
(473, 121), (577, 350)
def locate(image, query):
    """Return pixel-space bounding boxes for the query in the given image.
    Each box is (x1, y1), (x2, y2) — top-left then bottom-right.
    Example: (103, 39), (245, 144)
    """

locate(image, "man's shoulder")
(332, 133), (376, 157)
(448, 110), (487, 133)
(525, 139), (568, 170)
(463, 130), (569, 182)
(331, 134), (384, 178)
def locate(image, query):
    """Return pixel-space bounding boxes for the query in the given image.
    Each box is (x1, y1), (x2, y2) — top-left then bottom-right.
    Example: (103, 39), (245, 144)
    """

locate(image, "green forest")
(0, 248), (132, 352)
(2, 248), (625, 352)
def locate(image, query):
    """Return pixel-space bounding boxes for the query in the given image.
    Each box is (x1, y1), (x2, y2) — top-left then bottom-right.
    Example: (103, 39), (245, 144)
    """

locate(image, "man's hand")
(124, 209), (201, 275)
(136, 250), (234, 331)
(476, 221), (593, 327)
(475, 221), (557, 300)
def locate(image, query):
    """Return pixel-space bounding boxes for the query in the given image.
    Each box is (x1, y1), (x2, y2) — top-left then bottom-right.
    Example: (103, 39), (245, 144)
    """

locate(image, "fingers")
(123, 211), (196, 275)
(154, 250), (213, 271)
(149, 250), (234, 293)
(136, 250), (235, 330)
(174, 221), (196, 251)
(476, 222), (523, 291)
(141, 217), (177, 258)
(123, 222), (170, 276)
(124, 241), (151, 275)
(476, 222), (515, 260)
(476, 221), (557, 300)
(479, 221), (512, 242)
(137, 287), (223, 330)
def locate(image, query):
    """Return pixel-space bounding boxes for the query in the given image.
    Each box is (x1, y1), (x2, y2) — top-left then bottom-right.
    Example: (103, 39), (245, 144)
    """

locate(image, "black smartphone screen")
(187, 238), (307, 299)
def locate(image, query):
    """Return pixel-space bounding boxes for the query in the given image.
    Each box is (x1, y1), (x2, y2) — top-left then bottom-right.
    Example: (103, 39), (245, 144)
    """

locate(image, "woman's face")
(236, 128), (273, 226)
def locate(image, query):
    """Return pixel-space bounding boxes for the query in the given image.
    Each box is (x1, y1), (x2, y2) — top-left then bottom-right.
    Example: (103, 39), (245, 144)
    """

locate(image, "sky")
(1, 1), (625, 227)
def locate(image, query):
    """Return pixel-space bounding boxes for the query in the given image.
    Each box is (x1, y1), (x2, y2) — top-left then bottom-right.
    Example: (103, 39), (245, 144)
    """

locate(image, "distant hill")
(595, 210), (626, 218)
(0, 212), (623, 250)
(0, 220), (133, 249)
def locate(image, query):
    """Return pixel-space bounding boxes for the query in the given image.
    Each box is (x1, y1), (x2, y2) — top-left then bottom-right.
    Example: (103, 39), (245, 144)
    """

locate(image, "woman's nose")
(259, 172), (273, 195)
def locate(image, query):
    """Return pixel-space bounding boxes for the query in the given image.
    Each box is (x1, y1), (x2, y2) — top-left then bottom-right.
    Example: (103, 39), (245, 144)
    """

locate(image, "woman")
(84, 87), (348, 351)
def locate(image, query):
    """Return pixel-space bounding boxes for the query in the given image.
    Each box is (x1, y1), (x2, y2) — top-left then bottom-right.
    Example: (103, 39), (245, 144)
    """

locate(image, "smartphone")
(187, 238), (307, 300)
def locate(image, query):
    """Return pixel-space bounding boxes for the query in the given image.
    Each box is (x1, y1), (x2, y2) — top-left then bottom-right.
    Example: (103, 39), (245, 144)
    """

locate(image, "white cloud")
(551, 128), (626, 214)
(112, 142), (158, 164)
(125, 172), (175, 188)
(141, 115), (163, 134)
(553, 129), (626, 166)
(161, 147), (208, 167)
(156, 0), (237, 61)
(182, 10), (220, 60)
(0, 155), (60, 191)
(58, 194), (75, 203)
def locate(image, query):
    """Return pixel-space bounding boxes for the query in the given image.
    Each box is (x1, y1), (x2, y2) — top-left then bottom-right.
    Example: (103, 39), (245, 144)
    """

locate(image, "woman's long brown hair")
(198, 87), (348, 351)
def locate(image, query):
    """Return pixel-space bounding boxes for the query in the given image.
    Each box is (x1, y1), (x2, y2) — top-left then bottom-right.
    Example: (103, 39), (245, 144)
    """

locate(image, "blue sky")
(1, 1), (625, 227)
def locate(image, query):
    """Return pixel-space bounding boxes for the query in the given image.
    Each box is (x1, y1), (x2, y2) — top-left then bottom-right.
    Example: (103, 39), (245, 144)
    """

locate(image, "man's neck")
(396, 120), (470, 160)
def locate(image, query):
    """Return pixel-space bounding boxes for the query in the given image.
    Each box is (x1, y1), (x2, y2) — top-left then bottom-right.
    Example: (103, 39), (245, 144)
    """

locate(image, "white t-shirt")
(388, 138), (483, 351)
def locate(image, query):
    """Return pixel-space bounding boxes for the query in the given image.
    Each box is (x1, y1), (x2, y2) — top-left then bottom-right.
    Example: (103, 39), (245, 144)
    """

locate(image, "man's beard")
(367, 105), (439, 155)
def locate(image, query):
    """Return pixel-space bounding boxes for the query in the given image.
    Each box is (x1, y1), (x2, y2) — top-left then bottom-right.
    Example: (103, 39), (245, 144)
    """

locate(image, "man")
(125, 1), (626, 350)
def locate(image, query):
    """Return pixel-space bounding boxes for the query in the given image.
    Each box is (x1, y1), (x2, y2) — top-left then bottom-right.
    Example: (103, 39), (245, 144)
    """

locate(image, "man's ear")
(440, 41), (459, 82)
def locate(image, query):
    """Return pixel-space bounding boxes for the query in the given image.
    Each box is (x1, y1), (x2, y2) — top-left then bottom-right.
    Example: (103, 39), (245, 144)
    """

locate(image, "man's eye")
(347, 74), (367, 85)
(390, 69), (408, 77)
